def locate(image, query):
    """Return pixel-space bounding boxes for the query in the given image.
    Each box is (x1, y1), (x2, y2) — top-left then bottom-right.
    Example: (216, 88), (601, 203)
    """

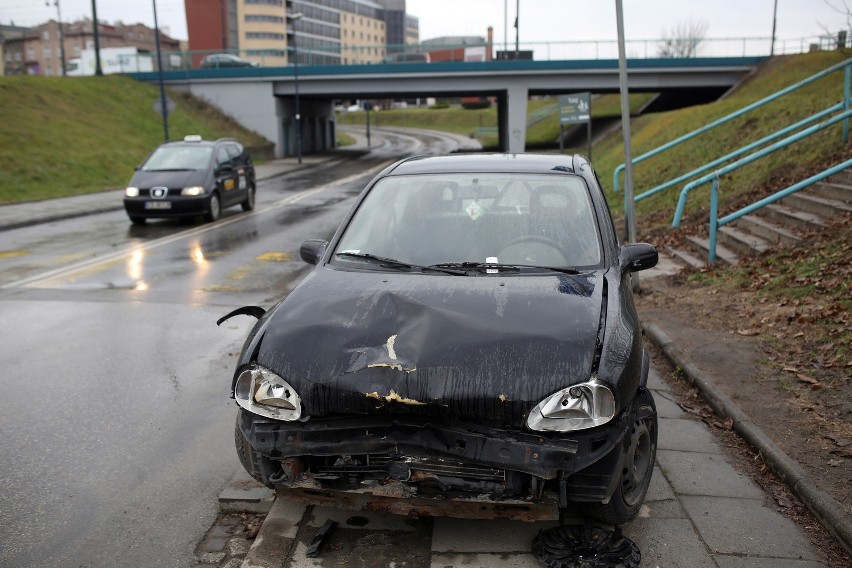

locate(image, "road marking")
(2, 162), (391, 290)
(0, 250), (29, 259)
(256, 252), (292, 262)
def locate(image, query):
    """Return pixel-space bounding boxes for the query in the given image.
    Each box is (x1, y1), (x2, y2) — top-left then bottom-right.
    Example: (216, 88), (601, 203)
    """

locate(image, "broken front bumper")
(237, 404), (636, 520)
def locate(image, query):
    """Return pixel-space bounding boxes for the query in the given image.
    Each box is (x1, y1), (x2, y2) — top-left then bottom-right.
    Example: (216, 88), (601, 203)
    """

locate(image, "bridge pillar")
(504, 84), (529, 154)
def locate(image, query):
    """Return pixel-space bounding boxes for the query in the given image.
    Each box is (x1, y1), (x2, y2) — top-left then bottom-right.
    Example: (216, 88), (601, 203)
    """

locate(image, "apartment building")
(186, 0), (417, 66)
(3, 19), (180, 76)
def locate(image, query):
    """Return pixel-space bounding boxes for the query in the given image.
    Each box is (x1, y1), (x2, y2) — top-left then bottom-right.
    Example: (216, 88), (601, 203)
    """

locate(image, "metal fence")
(101, 32), (852, 74)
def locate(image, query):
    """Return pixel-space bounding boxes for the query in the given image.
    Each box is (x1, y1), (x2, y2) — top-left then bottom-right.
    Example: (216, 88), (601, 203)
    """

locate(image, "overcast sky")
(1, 0), (849, 45)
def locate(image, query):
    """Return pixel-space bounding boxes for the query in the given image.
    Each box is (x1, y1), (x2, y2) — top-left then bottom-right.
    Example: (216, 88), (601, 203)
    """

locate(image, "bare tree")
(658, 19), (709, 58)
(818, 0), (852, 48)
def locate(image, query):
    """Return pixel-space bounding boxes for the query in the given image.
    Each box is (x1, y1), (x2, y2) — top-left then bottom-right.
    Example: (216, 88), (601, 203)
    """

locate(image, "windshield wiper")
(432, 262), (581, 275)
(336, 252), (466, 275)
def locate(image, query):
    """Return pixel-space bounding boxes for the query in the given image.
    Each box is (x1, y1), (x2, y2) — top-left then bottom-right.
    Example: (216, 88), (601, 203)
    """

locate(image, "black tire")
(587, 391), (657, 525)
(204, 192), (221, 222)
(241, 184), (256, 212)
(129, 216), (147, 225)
(234, 411), (267, 486)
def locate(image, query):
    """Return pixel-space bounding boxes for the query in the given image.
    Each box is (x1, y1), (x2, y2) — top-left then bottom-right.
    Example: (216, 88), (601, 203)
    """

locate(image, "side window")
(226, 144), (241, 161)
(216, 147), (231, 168)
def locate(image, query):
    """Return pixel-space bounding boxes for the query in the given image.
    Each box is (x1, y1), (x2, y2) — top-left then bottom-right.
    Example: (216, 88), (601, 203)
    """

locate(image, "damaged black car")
(224, 153), (659, 524)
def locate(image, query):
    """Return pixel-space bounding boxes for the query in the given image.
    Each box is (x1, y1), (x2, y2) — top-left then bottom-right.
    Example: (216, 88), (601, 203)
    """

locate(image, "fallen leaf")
(830, 448), (852, 458)
(737, 328), (760, 336)
(824, 435), (852, 448)
(818, 343), (835, 351)
(782, 366), (799, 373)
(828, 459), (842, 467)
(796, 374), (820, 385)
(793, 332), (805, 338)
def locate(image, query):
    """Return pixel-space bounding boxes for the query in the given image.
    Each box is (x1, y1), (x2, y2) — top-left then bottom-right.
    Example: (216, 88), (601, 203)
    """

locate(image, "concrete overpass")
(131, 57), (765, 157)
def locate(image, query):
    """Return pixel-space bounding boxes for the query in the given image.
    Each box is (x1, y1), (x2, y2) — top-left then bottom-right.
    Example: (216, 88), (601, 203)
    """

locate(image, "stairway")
(665, 169), (852, 269)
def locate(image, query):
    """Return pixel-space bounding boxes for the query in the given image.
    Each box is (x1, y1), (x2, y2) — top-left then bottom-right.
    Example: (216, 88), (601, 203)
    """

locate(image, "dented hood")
(256, 267), (604, 425)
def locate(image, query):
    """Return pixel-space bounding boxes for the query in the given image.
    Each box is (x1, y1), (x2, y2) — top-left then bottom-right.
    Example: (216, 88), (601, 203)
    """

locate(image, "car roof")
(385, 153), (582, 176)
(156, 138), (239, 149)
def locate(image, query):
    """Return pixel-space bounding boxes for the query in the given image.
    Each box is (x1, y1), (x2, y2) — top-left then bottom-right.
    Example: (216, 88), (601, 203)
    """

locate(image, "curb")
(643, 321), (852, 557)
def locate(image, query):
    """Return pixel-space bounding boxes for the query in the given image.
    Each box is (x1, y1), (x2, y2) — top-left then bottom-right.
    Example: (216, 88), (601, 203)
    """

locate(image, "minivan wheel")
(204, 192), (221, 222)
(129, 216), (147, 225)
(588, 391), (657, 525)
(241, 184), (256, 211)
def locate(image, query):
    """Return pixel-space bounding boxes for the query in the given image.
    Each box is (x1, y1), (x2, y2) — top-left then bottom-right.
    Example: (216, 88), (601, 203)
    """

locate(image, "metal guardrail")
(672, 109), (852, 264)
(101, 33), (851, 74)
(614, 58), (852, 200)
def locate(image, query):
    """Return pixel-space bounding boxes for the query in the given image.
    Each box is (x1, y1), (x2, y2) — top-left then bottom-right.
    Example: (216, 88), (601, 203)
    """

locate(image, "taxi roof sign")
(183, 135), (203, 142)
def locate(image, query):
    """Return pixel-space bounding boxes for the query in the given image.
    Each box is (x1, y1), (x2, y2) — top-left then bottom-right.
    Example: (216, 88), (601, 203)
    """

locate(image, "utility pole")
(153, 0), (169, 141)
(770, 0), (779, 56)
(289, 12), (304, 164)
(220, 0), (227, 51)
(47, 0), (67, 76)
(616, 0), (639, 290)
(90, 0), (102, 76)
(514, 0), (519, 57)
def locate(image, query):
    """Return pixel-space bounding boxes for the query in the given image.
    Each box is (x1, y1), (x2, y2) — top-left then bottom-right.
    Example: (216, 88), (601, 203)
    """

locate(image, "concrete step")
(762, 203), (826, 232)
(717, 225), (772, 256)
(810, 181), (852, 203)
(733, 215), (802, 246)
(781, 192), (852, 218)
(827, 168), (852, 186)
(685, 235), (740, 265)
(665, 245), (706, 270)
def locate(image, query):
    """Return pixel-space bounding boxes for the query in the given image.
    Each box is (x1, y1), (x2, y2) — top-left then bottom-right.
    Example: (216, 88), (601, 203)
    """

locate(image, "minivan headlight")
(181, 186), (205, 196)
(234, 367), (302, 421)
(125, 187), (139, 197)
(527, 378), (615, 432)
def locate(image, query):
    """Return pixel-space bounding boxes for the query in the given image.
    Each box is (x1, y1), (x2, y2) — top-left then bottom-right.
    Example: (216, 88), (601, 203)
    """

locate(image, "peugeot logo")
(151, 187), (168, 199)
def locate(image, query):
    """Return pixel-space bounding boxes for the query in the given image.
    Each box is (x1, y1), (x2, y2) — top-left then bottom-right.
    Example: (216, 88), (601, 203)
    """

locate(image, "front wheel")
(204, 192), (221, 222)
(588, 391), (657, 525)
(129, 216), (146, 225)
(241, 184), (255, 212)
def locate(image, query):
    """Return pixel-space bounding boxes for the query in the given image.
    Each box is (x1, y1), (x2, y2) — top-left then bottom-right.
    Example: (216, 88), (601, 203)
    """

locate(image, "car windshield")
(335, 173), (602, 271)
(142, 145), (213, 171)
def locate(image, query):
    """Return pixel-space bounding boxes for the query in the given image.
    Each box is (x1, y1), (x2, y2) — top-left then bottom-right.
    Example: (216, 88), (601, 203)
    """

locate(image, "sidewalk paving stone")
(646, 465), (677, 502)
(430, 518), (557, 553)
(429, 553), (542, 567)
(626, 517), (718, 568)
(681, 495), (821, 559)
(658, 417), (722, 454)
(657, 450), (766, 499)
(647, 368), (672, 392)
(713, 556), (827, 568)
(653, 392), (687, 419)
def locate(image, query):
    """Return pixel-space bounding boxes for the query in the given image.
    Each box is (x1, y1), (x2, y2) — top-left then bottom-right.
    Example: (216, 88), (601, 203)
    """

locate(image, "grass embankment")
(337, 93), (656, 148)
(590, 51), (852, 231)
(0, 75), (271, 204)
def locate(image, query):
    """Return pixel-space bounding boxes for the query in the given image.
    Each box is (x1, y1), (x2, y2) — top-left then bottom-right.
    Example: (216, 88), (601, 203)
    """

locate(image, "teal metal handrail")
(613, 57), (852, 203)
(705, 158), (852, 263)
(672, 109), (852, 229)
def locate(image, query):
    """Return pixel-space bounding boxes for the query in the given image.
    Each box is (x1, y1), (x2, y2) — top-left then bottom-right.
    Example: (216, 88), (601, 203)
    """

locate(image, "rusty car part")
(275, 482), (560, 522)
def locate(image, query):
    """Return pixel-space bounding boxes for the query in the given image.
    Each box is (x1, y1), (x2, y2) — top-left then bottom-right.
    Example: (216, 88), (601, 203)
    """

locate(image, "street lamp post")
(289, 12), (304, 164)
(91, 0), (102, 75)
(153, 0), (169, 141)
(47, 0), (67, 76)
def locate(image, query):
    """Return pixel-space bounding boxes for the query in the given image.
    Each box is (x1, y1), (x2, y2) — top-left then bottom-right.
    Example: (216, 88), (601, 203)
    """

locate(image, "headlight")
(527, 378), (615, 432)
(234, 367), (302, 421)
(181, 186), (205, 196)
(125, 187), (139, 197)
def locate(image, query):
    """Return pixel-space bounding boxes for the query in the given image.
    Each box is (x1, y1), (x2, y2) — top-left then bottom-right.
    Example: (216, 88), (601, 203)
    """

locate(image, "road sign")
(560, 93), (591, 125)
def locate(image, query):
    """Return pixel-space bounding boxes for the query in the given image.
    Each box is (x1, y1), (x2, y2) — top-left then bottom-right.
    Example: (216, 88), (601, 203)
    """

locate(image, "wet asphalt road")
(0, 130), (461, 568)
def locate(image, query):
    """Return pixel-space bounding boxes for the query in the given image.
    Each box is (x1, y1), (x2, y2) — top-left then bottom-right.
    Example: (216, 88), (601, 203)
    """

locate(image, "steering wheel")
(498, 235), (568, 265)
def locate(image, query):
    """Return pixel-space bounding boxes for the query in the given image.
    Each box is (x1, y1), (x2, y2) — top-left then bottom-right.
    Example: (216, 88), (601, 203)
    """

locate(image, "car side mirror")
(619, 243), (658, 272)
(217, 162), (233, 175)
(300, 239), (328, 265)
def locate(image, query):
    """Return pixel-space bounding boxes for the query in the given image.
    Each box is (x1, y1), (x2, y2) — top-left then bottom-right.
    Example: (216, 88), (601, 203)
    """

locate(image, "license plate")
(145, 201), (172, 210)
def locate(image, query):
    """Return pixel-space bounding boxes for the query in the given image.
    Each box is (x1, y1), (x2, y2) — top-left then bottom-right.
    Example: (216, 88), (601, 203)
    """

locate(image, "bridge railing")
(120, 33), (851, 74)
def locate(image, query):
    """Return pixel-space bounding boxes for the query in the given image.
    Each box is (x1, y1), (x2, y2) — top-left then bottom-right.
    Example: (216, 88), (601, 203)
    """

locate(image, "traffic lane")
(0, 298), (255, 568)
(10, 165), (380, 298)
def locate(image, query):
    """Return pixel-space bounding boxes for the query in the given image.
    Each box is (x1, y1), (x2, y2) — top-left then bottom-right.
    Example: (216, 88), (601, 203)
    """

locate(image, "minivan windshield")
(335, 173), (602, 270)
(142, 145), (213, 171)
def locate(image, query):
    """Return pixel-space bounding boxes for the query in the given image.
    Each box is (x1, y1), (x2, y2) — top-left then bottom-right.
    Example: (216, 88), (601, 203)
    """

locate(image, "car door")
(226, 144), (249, 203)
(215, 146), (238, 206)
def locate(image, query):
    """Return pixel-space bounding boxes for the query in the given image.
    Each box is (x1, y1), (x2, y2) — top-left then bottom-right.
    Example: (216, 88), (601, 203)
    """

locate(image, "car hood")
(255, 267), (604, 425)
(129, 169), (208, 189)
